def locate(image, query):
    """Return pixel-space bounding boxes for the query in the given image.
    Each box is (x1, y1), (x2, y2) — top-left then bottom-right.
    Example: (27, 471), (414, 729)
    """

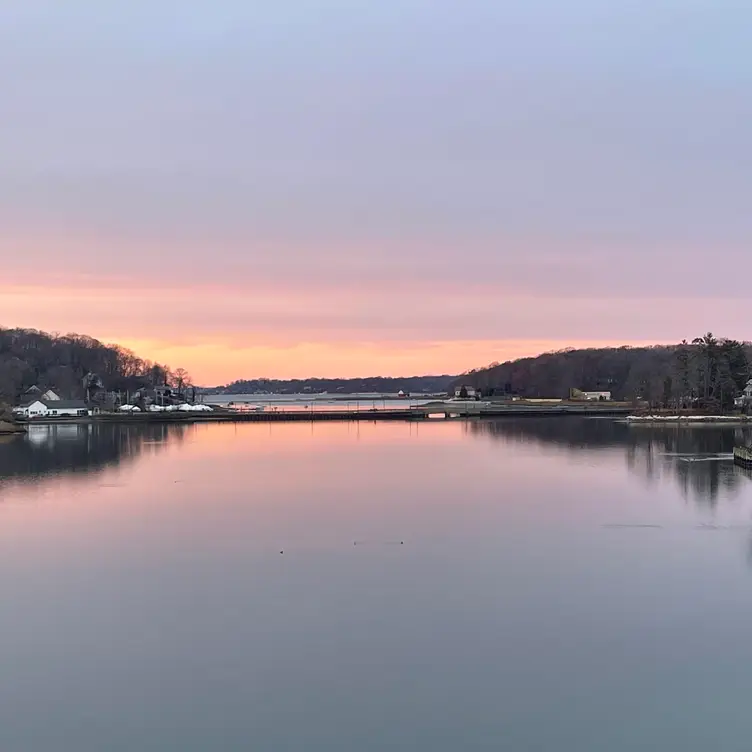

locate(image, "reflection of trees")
(0, 423), (189, 491)
(470, 418), (752, 507)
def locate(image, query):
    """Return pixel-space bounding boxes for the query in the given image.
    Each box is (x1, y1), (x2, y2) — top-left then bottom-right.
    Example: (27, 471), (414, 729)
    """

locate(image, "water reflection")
(0, 423), (189, 493)
(4, 418), (751, 511)
(471, 418), (752, 507)
(5, 419), (752, 749)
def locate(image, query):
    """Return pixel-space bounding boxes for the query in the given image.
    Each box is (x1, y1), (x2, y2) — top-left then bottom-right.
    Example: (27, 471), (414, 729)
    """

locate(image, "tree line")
(456, 333), (750, 410)
(0, 327), (191, 404)
(212, 375), (456, 395)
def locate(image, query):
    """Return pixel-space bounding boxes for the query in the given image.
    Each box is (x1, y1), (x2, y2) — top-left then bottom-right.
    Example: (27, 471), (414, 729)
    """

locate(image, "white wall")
(18, 402), (88, 418)
(25, 400), (48, 417)
(46, 407), (87, 417)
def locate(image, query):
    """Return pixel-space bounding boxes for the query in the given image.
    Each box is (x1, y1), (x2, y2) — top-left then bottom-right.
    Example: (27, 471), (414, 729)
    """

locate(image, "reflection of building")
(26, 425), (89, 445)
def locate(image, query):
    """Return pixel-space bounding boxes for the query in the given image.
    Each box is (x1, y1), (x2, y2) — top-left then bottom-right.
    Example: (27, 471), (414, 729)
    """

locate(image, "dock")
(14, 400), (639, 427)
(85, 401), (636, 424)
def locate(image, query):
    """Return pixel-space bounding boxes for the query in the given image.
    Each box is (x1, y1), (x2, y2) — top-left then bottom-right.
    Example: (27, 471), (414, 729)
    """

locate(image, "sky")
(1, 0), (750, 384)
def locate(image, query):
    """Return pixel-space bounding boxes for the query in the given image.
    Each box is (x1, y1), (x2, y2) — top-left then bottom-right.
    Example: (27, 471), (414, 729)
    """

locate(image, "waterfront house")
(734, 379), (752, 407)
(129, 385), (178, 408)
(454, 386), (480, 399)
(14, 399), (89, 419)
(570, 389), (612, 401)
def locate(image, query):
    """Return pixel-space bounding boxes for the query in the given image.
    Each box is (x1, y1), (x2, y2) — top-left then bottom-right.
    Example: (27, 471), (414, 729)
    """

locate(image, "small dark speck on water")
(354, 540), (405, 546)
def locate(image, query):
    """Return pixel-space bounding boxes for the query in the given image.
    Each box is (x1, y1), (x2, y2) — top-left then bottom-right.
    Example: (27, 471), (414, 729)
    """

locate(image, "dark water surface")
(3, 418), (752, 751)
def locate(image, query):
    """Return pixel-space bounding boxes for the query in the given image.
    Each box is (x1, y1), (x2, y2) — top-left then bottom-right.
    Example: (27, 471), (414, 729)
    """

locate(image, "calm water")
(204, 392), (435, 412)
(3, 418), (752, 751)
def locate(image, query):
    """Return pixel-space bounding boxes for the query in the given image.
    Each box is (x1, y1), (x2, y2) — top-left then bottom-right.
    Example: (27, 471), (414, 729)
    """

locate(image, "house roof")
(41, 399), (88, 409)
(20, 389), (60, 406)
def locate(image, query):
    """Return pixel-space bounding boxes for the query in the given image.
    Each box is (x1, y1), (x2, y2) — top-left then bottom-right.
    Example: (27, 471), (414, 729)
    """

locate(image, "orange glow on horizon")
(113, 336), (657, 385)
(1, 280), (659, 384)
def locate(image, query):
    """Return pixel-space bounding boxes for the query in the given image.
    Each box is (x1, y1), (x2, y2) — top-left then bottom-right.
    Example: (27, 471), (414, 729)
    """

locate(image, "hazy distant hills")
(205, 376), (456, 395)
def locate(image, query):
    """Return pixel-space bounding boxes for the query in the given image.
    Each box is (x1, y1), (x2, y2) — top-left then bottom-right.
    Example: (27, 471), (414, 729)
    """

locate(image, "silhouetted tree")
(0, 327), (184, 404)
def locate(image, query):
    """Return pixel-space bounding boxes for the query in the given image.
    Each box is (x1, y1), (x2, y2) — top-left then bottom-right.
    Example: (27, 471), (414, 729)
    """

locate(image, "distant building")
(570, 388), (612, 401)
(13, 399), (89, 419)
(735, 379), (752, 407)
(129, 385), (178, 407)
(454, 386), (480, 399)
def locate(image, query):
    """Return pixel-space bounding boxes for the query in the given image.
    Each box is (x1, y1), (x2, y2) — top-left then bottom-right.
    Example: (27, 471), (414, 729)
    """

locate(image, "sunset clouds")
(1, 1), (750, 383)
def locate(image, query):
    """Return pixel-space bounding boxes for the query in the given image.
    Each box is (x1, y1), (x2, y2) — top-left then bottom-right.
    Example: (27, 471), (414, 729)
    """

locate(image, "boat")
(228, 402), (265, 413)
(443, 399), (492, 408)
(733, 446), (752, 467)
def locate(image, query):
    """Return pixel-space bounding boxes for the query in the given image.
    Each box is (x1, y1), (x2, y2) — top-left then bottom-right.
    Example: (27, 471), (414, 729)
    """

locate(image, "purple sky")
(1, 1), (750, 381)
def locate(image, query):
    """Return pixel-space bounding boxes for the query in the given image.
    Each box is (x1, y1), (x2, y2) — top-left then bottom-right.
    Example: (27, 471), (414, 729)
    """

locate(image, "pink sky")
(1, 223), (750, 384)
(1, 2), (749, 384)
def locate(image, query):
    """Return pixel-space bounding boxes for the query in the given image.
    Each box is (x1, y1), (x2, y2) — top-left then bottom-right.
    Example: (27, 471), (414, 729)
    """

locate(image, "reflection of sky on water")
(3, 418), (752, 511)
(4, 420), (752, 750)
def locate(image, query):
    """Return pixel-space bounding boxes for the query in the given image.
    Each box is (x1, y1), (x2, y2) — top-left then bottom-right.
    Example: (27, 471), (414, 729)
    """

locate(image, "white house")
(580, 391), (612, 401)
(735, 379), (752, 407)
(742, 379), (752, 400)
(570, 389), (612, 401)
(453, 386), (480, 399)
(14, 399), (89, 419)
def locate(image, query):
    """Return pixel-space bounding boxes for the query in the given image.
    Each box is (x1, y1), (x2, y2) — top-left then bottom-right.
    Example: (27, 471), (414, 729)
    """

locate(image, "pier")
(87, 401), (636, 424)
(13, 400), (639, 427)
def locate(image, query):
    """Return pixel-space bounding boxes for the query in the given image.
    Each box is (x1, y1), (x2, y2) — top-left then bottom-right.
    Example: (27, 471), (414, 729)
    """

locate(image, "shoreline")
(624, 415), (752, 425)
(17, 403), (636, 426)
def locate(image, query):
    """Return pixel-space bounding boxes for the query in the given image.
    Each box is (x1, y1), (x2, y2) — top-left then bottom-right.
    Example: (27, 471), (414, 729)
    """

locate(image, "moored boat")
(733, 446), (752, 467)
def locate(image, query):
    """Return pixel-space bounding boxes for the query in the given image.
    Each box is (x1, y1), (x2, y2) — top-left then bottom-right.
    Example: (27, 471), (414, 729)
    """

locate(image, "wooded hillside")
(211, 375), (456, 395)
(0, 327), (181, 403)
(456, 334), (750, 409)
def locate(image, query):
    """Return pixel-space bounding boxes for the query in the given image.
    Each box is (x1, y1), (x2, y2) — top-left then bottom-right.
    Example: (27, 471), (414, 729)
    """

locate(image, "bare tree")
(171, 368), (192, 399)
